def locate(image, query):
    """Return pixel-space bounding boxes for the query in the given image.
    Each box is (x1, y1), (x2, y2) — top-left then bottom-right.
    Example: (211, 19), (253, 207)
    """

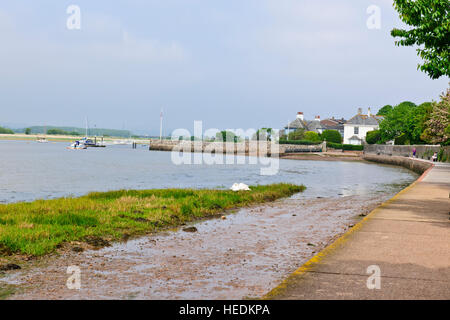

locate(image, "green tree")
(321, 130), (342, 143)
(0, 126), (14, 134)
(378, 101), (434, 144)
(366, 130), (382, 144)
(379, 101), (417, 143)
(25, 128), (31, 135)
(391, 0), (450, 79)
(216, 130), (238, 142)
(287, 128), (305, 141)
(303, 131), (321, 142)
(377, 105), (393, 116)
(47, 129), (69, 135)
(421, 89), (450, 144)
(254, 128), (272, 141)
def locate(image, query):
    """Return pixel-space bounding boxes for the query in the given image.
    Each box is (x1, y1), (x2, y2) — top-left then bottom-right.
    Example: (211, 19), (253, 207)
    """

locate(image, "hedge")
(326, 142), (363, 151)
(279, 139), (323, 145)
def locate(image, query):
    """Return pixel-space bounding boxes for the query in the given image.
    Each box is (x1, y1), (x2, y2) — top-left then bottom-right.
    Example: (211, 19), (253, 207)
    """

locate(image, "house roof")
(305, 120), (323, 132)
(346, 114), (383, 125)
(284, 119), (324, 132)
(285, 118), (308, 130)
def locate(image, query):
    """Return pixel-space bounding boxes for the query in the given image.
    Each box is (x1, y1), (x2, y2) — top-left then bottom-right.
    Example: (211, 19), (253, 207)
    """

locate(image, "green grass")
(0, 183), (304, 257)
(0, 286), (15, 300)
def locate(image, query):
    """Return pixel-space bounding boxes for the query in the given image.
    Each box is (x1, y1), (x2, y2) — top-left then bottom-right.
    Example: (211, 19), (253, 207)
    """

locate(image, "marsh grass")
(0, 183), (304, 256)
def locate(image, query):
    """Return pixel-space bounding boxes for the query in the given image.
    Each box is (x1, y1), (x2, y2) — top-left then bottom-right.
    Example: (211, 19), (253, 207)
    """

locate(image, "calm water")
(0, 140), (417, 203)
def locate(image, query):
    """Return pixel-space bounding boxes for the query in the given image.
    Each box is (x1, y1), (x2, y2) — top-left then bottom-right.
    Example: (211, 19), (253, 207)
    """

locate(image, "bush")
(366, 130), (381, 144)
(321, 130), (342, 143)
(303, 131), (321, 142)
(0, 126), (14, 134)
(287, 128), (305, 141)
(394, 133), (410, 145)
(279, 139), (322, 145)
(327, 142), (343, 149)
(343, 144), (364, 151)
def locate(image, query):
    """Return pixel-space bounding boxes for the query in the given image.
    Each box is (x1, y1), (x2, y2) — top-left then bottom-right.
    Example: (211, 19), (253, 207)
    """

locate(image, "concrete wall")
(363, 154), (432, 175)
(148, 140), (324, 156)
(364, 144), (447, 160)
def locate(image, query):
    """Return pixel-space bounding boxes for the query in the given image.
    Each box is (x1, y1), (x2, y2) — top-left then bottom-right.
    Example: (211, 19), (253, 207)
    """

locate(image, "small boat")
(36, 137), (48, 143)
(82, 137), (106, 148)
(67, 141), (87, 150)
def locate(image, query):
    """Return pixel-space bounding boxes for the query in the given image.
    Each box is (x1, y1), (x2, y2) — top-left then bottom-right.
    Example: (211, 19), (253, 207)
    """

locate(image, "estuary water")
(1, 139), (420, 299)
(0, 140), (417, 203)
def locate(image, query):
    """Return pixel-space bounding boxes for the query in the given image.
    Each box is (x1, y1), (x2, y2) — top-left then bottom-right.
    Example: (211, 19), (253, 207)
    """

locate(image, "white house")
(343, 108), (383, 145)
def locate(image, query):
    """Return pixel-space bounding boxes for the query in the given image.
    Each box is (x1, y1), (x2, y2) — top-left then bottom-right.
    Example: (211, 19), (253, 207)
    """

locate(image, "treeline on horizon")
(10, 126), (132, 138)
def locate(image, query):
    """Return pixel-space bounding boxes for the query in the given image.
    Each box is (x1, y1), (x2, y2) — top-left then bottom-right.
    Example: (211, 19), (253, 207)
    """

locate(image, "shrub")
(279, 139), (322, 145)
(343, 144), (364, 151)
(394, 133), (410, 145)
(287, 128), (305, 140)
(366, 130), (381, 144)
(327, 142), (343, 149)
(303, 131), (321, 142)
(321, 130), (342, 143)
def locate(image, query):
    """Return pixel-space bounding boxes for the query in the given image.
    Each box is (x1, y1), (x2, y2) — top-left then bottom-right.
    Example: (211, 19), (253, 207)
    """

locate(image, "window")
(354, 127), (359, 135)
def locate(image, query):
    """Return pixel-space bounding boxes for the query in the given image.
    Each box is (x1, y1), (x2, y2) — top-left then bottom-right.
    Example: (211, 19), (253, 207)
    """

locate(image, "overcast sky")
(0, 0), (448, 135)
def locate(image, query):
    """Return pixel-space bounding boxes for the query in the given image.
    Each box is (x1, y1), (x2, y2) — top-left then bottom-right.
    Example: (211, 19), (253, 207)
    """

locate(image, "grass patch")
(0, 286), (15, 300)
(0, 183), (304, 257)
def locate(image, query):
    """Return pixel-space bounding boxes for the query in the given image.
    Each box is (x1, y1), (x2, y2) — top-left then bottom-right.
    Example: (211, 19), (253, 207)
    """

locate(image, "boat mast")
(159, 109), (163, 141)
(85, 117), (88, 138)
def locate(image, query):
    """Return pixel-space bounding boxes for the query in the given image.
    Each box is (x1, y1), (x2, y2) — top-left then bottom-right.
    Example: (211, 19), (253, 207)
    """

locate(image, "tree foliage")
(303, 131), (321, 142)
(378, 100), (436, 144)
(366, 130), (382, 144)
(421, 89), (450, 144)
(377, 105), (393, 116)
(391, 0), (450, 79)
(0, 126), (14, 134)
(216, 130), (239, 142)
(321, 130), (342, 143)
(287, 128), (305, 141)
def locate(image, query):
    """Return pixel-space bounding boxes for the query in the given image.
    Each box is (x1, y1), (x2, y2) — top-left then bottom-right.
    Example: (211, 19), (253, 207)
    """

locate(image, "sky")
(0, 0), (448, 135)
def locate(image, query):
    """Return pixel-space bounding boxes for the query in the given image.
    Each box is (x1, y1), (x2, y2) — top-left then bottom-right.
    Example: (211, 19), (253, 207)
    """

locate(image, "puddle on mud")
(1, 194), (390, 300)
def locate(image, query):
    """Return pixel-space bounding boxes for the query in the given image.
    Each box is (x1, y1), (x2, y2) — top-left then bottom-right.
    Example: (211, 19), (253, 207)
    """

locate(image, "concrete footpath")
(265, 162), (450, 299)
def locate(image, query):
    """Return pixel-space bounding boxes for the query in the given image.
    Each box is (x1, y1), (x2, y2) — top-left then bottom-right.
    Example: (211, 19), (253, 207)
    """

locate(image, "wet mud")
(1, 194), (389, 300)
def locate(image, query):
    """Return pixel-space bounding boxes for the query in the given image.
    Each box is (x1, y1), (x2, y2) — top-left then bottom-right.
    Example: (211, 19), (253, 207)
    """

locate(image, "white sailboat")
(37, 125), (48, 143)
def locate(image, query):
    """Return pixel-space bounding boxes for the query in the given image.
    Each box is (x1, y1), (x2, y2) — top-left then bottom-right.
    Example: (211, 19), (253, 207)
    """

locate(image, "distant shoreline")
(0, 134), (150, 143)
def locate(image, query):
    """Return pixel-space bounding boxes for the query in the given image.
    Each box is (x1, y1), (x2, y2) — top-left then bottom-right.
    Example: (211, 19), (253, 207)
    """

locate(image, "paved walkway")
(265, 162), (450, 299)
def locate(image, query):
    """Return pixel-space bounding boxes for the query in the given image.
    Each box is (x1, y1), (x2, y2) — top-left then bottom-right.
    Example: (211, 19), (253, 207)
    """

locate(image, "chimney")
(367, 107), (372, 117)
(314, 115), (320, 121)
(296, 112), (304, 121)
(357, 108), (362, 115)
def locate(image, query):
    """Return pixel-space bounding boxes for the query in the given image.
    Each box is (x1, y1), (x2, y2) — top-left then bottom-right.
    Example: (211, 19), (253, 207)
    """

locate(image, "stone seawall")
(365, 144), (449, 161)
(148, 140), (324, 156)
(363, 154), (432, 175)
